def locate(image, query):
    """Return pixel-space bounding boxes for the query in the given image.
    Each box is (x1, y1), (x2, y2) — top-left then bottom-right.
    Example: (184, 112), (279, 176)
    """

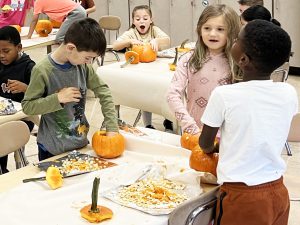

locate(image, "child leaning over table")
(27, 0), (86, 43)
(199, 20), (298, 225)
(22, 18), (119, 161)
(0, 26), (35, 173)
(167, 4), (240, 135)
(112, 5), (173, 132)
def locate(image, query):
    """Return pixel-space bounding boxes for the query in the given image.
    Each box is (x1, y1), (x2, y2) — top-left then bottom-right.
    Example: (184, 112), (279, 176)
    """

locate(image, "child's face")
(239, 4), (250, 14)
(201, 15), (228, 55)
(67, 46), (99, 65)
(0, 40), (21, 65)
(132, 9), (152, 35)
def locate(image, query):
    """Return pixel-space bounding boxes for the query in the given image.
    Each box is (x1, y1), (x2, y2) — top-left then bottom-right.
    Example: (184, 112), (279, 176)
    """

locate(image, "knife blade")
(22, 171), (91, 183)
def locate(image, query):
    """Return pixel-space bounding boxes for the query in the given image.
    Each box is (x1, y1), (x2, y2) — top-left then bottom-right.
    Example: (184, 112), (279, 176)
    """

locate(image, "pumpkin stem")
(90, 177), (100, 213)
(180, 39), (189, 49)
(172, 47), (178, 65)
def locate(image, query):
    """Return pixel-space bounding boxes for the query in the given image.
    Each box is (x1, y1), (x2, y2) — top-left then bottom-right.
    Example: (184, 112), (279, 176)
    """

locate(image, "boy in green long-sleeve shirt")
(22, 18), (119, 161)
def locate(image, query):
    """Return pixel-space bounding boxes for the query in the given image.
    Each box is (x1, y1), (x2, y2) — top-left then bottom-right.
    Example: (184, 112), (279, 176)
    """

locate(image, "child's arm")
(113, 39), (143, 51)
(86, 66), (119, 132)
(152, 26), (170, 51)
(22, 67), (65, 115)
(199, 124), (219, 153)
(27, 13), (39, 39)
(167, 54), (200, 135)
(7, 80), (28, 93)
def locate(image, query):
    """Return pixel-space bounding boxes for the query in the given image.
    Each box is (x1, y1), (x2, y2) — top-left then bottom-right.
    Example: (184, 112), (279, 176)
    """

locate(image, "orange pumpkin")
(132, 44), (157, 63)
(92, 131), (125, 158)
(180, 132), (200, 150)
(50, 20), (62, 28)
(189, 145), (219, 176)
(10, 25), (21, 33)
(35, 20), (53, 37)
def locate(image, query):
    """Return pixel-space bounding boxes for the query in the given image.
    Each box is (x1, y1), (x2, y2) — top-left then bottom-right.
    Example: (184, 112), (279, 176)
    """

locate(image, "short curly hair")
(238, 0), (264, 6)
(242, 20), (291, 73)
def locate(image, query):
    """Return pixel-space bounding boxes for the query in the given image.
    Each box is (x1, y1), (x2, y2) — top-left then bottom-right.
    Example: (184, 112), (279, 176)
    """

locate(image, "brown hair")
(237, 0), (264, 6)
(189, 4), (241, 80)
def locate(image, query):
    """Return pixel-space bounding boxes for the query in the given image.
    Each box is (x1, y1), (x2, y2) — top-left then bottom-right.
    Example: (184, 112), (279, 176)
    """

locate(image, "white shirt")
(201, 80), (298, 185)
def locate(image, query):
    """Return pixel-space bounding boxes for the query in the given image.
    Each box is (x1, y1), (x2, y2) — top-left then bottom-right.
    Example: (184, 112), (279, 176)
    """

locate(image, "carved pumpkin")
(180, 132), (200, 150)
(50, 20), (62, 28)
(121, 51), (139, 68)
(132, 44), (157, 63)
(35, 20), (53, 37)
(10, 25), (21, 33)
(46, 166), (63, 189)
(92, 131), (125, 158)
(189, 145), (219, 176)
(80, 177), (113, 223)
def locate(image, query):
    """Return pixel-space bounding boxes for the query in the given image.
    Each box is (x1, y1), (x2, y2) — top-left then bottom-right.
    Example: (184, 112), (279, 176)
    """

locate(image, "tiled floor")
(5, 47), (300, 224)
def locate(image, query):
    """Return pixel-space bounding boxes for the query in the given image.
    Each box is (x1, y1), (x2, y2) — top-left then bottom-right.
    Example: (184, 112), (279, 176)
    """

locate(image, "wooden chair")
(97, 15), (121, 66)
(168, 186), (219, 225)
(285, 113), (300, 156)
(0, 121), (30, 174)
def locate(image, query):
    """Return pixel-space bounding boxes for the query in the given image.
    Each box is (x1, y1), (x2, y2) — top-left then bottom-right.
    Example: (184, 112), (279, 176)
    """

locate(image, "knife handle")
(23, 176), (47, 183)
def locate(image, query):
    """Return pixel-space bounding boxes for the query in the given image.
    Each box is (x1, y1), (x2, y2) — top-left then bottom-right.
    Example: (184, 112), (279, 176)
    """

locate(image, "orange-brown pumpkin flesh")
(120, 51), (139, 68)
(35, 20), (53, 37)
(180, 132), (200, 150)
(80, 205), (113, 223)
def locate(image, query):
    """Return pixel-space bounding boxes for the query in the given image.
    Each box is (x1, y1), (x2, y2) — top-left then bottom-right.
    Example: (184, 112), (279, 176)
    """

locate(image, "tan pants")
(215, 177), (289, 225)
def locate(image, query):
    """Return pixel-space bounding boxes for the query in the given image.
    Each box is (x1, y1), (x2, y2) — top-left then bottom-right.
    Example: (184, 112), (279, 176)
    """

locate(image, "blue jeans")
(37, 143), (54, 161)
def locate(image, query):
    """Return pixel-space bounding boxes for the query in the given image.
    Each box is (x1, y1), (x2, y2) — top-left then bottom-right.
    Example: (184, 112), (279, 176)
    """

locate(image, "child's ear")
(66, 43), (76, 52)
(238, 53), (250, 67)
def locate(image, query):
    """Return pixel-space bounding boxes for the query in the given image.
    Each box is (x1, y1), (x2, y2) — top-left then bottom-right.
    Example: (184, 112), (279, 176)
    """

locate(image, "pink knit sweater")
(167, 51), (231, 134)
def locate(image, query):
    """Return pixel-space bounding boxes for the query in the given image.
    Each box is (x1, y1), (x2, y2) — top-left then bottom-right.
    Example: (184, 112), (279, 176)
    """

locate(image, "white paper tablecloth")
(0, 136), (199, 225)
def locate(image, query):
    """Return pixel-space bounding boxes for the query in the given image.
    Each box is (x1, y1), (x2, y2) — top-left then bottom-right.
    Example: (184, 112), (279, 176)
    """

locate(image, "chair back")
(0, 121), (30, 157)
(288, 113), (300, 142)
(270, 62), (289, 82)
(168, 186), (220, 225)
(99, 15), (121, 41)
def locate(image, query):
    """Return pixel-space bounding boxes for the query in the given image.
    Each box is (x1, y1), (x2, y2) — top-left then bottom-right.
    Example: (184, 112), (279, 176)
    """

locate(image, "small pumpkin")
(132, 44), (157, 63)
(92, 131), (125, 158)
(178, 39), (191, 53)
(35, 20), (53, 37)
(120, 51), (139, 68)
(180, 132), (200, 150)
(10, 25), (21, 33)
(189, 145), (219, 176)
(80, 177), (113, 223)
(46, 166), (63, 189)
(50, 19), (62, 28)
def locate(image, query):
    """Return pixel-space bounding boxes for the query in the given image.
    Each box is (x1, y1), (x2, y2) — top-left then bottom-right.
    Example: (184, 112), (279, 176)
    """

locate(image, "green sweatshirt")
(22, 55), (118, 155)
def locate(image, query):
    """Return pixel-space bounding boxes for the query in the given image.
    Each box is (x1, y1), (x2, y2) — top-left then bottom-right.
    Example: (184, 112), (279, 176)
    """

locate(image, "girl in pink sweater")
(167, 4), (241, 135)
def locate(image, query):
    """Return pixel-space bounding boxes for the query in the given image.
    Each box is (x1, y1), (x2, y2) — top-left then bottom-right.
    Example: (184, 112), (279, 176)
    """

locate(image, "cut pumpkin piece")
(178, 39), (191, 53)
(169, 47), (178, 71)
(80, 177), (113, 223)
(120, 51), (139, 68)
(46, 166), (63, 189)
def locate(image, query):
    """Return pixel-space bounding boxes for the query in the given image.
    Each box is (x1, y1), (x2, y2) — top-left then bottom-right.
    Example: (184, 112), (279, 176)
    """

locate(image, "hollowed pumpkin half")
(92, 131), (125, 158)
(189, 145), (219, 176)
(125, 51), (139, 64)
(46, 166), (63, 189)
(35, 20), (53, 37)
(132, 44), (157, 63)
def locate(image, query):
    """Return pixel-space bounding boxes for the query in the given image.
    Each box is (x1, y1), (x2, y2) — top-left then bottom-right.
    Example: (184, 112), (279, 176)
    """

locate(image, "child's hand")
(106, 131), (118, 136)
(150, 39), (159, 52)
(7, 79), (27, 93)
(57, 87), (82, 104)
(130, 39), (143, 46)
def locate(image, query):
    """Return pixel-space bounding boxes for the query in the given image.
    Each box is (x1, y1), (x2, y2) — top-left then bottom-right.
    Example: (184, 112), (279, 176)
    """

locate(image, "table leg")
(47, 45), (52, 54)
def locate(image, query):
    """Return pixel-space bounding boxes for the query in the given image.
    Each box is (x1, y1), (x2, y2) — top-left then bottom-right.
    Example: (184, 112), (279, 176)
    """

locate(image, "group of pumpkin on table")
(8, 19), (59, 37)
(121, 39), (192, 70)
(44, 130), (217, 223)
